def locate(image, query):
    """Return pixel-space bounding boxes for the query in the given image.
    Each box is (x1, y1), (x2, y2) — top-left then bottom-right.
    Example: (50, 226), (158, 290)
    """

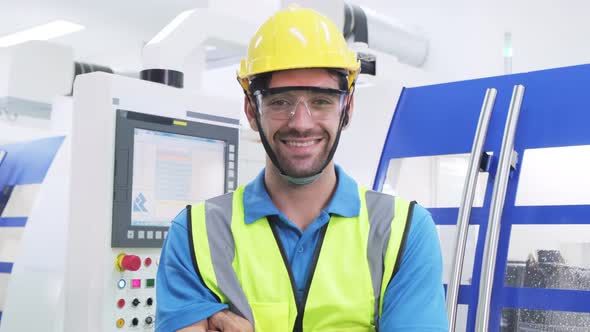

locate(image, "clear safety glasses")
(253, 86), (348, 120)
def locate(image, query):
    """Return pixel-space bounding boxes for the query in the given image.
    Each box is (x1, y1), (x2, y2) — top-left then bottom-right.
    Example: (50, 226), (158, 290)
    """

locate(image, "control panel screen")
(112, 110), (239, 248)
(130, 128), (226, 228)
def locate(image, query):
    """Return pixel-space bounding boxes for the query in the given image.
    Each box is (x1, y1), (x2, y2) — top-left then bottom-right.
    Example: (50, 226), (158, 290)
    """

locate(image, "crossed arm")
(177, 310), (252, 332)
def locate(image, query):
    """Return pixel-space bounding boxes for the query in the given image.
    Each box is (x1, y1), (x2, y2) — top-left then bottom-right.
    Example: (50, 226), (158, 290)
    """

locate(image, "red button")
(119, 254), (141, 271)
(117, 299), (125, 308)
(144, 257), (152, 267)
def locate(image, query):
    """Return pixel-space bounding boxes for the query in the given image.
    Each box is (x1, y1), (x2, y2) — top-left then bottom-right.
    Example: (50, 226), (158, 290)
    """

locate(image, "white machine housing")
(63, 72), (240, 332)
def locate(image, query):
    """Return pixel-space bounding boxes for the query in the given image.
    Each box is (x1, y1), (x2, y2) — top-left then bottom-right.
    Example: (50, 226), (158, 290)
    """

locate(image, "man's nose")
(287, 100), (314, 129)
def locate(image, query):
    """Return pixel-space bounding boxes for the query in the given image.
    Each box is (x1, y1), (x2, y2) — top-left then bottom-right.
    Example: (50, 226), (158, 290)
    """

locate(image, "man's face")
(246, 68), (352, 178)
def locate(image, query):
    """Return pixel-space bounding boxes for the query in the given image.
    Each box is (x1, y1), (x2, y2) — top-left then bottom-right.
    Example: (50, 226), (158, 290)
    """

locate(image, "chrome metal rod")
(446, 88), (497, 331)
(475, 84), (525, 331)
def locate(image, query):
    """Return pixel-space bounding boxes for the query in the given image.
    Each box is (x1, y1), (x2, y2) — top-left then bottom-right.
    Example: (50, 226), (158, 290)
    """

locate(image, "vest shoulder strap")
(362, 188), (416, 325)
(188, 189), (255, 323)
(376, 192), (415, 315)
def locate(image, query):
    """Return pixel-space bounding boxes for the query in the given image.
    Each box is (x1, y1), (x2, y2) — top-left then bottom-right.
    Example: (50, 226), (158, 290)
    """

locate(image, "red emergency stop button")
(115, 253), (141, 272)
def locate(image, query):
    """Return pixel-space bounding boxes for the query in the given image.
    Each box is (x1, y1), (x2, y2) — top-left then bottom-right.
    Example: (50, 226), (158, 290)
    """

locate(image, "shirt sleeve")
(379, 204), (449, 331)
(155, 208), (228, 332)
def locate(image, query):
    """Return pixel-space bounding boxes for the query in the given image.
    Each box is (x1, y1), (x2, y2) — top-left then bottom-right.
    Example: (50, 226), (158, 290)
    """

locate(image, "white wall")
(507, 0), (590, 72)
(354, 0), (590, 79)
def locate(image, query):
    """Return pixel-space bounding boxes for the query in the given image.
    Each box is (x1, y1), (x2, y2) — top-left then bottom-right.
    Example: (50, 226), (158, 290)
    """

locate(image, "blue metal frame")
(0, 217), (27, 227)
(487, 65), (590, 331)
(0, 136), (64, 324)
(374, 65), (590, 331)
(0, 262), (13, 273)
(0, 136), (63, 226)
(0, 150), (6, 167)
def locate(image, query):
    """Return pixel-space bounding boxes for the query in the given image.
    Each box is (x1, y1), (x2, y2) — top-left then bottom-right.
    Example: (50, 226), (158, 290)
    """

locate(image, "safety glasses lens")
(255, 87), (347, 120)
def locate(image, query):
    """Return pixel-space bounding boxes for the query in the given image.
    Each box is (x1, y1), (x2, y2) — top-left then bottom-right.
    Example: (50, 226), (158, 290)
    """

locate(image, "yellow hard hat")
(238, 5), (360, 93)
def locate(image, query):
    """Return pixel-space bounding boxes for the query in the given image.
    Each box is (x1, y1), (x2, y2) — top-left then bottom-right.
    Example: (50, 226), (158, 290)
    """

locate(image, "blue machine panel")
(490, 65), (590, 331)
(0, 136), (64, 188)
(0, 136), (63, 223)
(0, 136), (64, 323)
(375, 65), (590, 331)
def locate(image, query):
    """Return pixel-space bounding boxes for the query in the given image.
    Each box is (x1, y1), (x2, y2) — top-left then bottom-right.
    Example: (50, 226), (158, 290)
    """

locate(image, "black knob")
(145, 316), (154, 325)
(132, 298), (140, 307)
(146, 297), (154, 306)
(131, 318), (139, 326)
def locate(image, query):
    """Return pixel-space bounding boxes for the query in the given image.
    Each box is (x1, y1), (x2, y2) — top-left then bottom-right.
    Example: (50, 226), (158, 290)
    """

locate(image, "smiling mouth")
(281, 139), (322, 147)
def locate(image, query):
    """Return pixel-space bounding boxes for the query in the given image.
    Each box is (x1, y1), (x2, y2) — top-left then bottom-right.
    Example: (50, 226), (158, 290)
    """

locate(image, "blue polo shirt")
(156, 166), (448, 331)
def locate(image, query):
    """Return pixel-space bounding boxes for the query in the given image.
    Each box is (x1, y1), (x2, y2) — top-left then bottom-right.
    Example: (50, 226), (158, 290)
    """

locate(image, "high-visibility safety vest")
(188, 185), (415, 332)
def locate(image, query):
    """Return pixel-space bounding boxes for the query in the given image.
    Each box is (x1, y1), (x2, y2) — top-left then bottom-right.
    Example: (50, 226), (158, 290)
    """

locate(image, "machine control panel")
(111, 249), (159, 330)
(108, 108), (239, 331)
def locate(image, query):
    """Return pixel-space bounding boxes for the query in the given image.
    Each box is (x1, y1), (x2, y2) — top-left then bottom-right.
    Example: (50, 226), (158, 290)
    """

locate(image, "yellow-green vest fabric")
(188, 185), (414, 332)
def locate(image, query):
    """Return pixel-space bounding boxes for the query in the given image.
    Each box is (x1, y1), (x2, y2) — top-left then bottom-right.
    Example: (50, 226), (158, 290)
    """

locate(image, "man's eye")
(311, 98), (334, 106)
(269, 99), (291, 106)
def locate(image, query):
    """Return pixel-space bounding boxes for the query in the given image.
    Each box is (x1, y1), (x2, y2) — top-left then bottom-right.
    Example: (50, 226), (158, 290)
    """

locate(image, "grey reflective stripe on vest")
(205, 193), (255, 324)
(365, 190), (396, 329)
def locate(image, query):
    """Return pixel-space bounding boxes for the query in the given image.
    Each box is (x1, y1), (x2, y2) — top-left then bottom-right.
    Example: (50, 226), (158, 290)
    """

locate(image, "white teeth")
(285, 140), (317, 147)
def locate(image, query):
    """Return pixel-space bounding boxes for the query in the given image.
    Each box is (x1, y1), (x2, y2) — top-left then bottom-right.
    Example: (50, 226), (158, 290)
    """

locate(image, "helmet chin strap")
(252, 96), (352, 186)
(281, 172), (322, 185)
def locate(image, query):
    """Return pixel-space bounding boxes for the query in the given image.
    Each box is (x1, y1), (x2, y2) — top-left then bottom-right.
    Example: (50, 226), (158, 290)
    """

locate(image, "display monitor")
(130, 128), (226, 227)
(112, 110), (239, 248)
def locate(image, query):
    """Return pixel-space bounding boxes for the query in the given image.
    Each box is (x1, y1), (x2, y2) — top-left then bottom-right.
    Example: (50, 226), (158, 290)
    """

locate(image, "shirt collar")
(243, 164), (360, 224)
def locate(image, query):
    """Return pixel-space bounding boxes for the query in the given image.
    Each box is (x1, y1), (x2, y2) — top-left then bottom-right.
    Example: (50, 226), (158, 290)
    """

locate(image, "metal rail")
(475, 84), (525, 331)
(446, 88), (497, 331)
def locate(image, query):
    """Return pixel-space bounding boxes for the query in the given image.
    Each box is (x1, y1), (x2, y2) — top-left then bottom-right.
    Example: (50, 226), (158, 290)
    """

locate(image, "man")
(156, 6), (447, 332)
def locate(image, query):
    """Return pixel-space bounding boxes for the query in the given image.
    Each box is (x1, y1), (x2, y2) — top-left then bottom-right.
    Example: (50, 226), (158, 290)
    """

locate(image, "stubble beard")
(273, 130), (332, 178)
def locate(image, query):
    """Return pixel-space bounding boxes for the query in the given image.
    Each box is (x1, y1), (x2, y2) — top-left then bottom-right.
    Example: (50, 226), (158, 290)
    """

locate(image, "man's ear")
(244, 95), (259, 132)
(343, 94), (354, 129)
